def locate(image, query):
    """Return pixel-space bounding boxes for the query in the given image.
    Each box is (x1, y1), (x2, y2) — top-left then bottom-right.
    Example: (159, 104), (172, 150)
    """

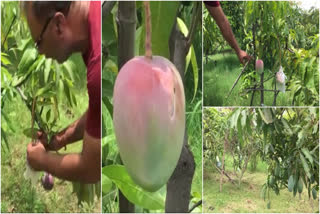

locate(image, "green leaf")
(35, 82), (54, 97)
(1, 53), (11, 65)
(18, 48), (37, 72)
(135, 26), (143, 56)
(104, 59), (118, 74)
(140, 1), (180, 58)
(103, 98), (113, 118)
(102, 165), (165, 210)
(102, 173), (113, 194)
(281, 118), (293, 135)
(176, 17), (191, 71)
(312, 188), (317, 200)
(314, 62), (319, 93)
(102, 79), (113, 99)
(259, 108), (273, 124)
(23, 128), (40, 139)
(44, 59), (52, 83)
(301, 148), (313, 165)
(190, 45), (199, 101)
(176, 17), (199, 101)
(62, 60), (76, 82)
(300, 153), (311, 179)
(95, 181), (101, 199)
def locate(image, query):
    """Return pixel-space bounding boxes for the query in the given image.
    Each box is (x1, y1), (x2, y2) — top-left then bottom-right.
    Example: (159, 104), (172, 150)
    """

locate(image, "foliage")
(203, 108), (228, 165)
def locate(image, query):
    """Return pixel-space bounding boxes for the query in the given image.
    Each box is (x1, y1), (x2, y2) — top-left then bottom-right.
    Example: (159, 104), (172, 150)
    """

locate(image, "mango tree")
(256, 108), (319, 208)
(240, 1), (319, 106)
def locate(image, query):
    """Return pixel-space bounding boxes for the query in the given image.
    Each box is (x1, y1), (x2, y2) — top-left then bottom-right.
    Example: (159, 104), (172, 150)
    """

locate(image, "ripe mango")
(113, 56), (185, 192)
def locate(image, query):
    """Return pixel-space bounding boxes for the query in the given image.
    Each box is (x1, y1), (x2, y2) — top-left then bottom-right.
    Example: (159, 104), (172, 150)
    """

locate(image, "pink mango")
(42, 172), (54, 191)
(113, 56), (185, 192)
(256, 59), (264, 74)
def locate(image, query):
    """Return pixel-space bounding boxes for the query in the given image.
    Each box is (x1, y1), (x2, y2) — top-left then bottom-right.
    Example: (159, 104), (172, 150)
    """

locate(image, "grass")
(1, 74), (101, 212)
(186, 96), (203, 212)
(203, 53), (290, 106)
(203, 155), (319, 213)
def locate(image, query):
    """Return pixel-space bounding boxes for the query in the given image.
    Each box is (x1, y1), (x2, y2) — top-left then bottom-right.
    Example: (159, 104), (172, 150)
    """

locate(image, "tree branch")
(245, 88), (290, 92)
(117, 2), (136, 212)
(102, 1), (116, 18)
(213, 162), (235, 184)
(186, 2), (201, 51)
(16, 87), (44, 130)
(2, 15), (16, 47)
(226, 59), (251, 100)
(166, 18), (196, 213)
(188, 200), (202, 213)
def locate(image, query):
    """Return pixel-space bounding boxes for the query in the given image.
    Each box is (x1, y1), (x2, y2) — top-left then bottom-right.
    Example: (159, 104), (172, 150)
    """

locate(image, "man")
(204, 1), (251, 64)
(23, 1), (101, 183)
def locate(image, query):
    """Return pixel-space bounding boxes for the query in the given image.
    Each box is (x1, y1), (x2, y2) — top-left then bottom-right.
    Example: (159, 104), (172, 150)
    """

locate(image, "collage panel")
(203, 1), (319, 107)
(0, 1), (319, 214)
(101, 1), (203, 213)
(1, 1), (101, 213)
(203, 107), (319, 213)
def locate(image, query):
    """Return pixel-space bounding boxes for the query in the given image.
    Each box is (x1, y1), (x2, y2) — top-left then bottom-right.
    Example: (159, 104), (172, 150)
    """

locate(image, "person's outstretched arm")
(206, 4), (251, 64)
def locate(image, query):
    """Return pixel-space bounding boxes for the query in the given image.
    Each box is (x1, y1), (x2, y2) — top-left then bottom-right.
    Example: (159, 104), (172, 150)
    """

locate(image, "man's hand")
(27, 142), (47, 171)
(48, 134), (66, 151)
(37, 131), (65, 151)
(236, 50), (252, 65)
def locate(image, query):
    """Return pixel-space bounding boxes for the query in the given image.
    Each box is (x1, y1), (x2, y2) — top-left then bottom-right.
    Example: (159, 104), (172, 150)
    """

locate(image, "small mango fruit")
(42, 172), (54, 191)
(256, 59), (264, 74)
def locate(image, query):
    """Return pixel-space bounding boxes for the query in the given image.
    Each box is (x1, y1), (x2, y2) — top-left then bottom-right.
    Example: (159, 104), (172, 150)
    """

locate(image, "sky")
(296, 0), (319, 11)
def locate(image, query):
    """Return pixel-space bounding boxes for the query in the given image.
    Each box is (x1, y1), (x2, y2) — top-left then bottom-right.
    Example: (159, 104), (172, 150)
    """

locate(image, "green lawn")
(187, 97), (203, 213)
(203, 157), (319, 213)
(203, 53), (290, 106)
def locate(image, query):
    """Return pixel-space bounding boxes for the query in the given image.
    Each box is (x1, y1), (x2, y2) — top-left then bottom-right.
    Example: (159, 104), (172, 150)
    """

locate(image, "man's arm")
(27, 131), (100, 183)
(39, 111), (88, 151)
(206, 5), (251, 64)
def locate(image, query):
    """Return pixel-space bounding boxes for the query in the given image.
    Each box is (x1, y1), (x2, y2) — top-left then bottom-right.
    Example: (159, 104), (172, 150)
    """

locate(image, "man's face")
(26, 4), (72, 63)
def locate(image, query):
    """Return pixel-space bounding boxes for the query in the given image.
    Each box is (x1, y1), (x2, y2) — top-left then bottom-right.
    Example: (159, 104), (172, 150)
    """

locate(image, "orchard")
(203, 1), (319, 106)
(203, 107), (319, 212)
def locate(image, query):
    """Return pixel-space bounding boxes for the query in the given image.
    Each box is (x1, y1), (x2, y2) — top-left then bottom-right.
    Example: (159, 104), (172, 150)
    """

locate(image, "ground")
(203, 158), (319, 213)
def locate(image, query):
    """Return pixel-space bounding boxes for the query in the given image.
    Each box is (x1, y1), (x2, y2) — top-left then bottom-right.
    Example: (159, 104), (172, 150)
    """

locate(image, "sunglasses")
(34, 15), (54, 49)
(34, 3), (71, 50)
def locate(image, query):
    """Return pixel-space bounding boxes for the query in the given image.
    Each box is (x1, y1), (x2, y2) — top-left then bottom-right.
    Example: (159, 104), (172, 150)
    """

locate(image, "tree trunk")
(250, 22), (257, 106)
(220, 133), (227, 192)
(238, 154), (251, 187)
(260, 72), (264, 106)
(117, 2), (136, 212)
(165, 20), (196, 213)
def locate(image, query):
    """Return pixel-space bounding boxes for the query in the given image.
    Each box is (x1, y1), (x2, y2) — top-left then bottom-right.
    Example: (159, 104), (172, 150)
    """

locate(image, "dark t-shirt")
(204, 1), (220, 7)
(82, 1), (101, 139)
